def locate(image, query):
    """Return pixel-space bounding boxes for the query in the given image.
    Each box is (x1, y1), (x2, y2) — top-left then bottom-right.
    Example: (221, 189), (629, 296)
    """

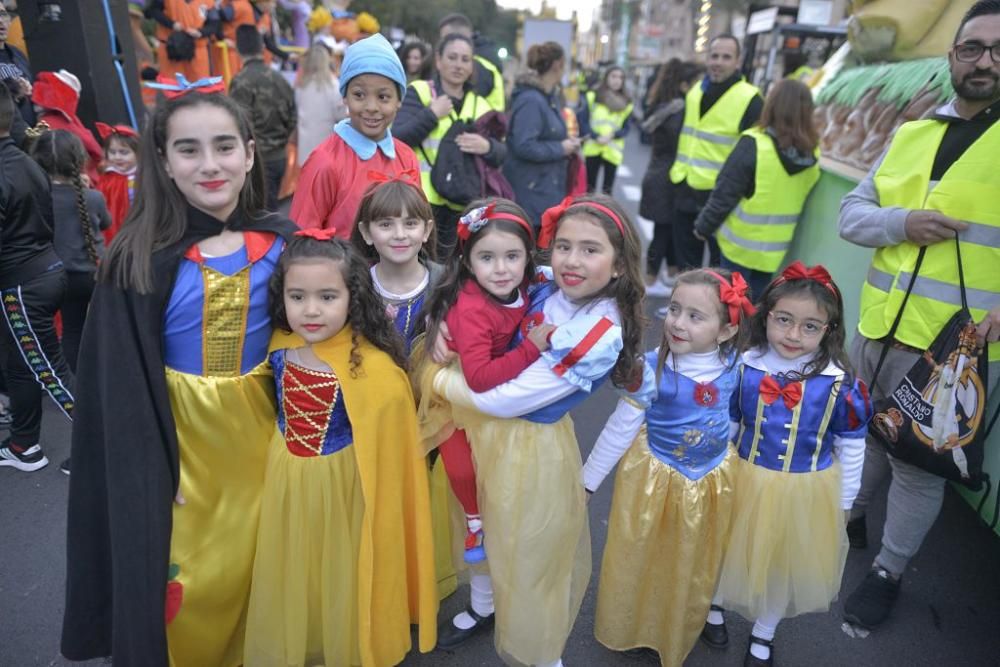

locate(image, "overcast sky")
(496, 0), (602, 31)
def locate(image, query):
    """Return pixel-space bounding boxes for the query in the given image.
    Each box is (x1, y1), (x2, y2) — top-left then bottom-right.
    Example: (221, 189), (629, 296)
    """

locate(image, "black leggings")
(60, 271), (96, 373)
(671, 206), (719, 270)
(0, 267), (74, 446)
(585, 156), (618, 195)
(646, 218), (678, 277)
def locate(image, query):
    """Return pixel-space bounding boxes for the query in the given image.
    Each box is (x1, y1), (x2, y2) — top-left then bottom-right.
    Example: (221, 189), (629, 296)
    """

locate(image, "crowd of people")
(0, 1), (999, 667)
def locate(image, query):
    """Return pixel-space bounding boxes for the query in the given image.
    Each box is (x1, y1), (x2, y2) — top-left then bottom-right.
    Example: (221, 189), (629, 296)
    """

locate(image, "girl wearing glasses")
(712, 261), (872, 667)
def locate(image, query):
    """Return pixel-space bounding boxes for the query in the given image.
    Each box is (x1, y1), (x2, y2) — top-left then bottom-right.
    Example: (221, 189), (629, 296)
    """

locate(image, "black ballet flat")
(436, 606), (495, 649)
(700, 604), (729, 648)
(744, 634), (774, 667)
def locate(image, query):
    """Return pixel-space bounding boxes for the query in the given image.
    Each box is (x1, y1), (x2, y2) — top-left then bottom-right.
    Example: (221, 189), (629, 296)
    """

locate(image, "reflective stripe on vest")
(410, 80), (492, 207)
(476, 56), (506, 112)
(581, 91), (634, 166)
(860, 118), (1000, 361)
(669, 79), (759, 191)
(716, 127), (819, 273)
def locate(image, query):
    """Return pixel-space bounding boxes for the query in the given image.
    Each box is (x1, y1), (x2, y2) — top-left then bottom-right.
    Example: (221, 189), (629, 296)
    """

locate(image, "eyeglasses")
(953, 42), (1000, 64)
(768, 311), (828, 339)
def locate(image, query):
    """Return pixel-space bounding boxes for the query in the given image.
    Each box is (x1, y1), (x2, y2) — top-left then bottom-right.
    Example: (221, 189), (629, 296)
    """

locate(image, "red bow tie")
(760, 375), (803, 409)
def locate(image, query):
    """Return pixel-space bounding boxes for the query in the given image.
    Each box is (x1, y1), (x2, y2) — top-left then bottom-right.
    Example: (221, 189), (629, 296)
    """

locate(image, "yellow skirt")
(595, 434), (737, 667)
(438, 366), (591, 667)
(716, 457), (848, 620)
(245, 431), (365, 667)
(165, 365), (277, 667)
(411, 340), (458, 454)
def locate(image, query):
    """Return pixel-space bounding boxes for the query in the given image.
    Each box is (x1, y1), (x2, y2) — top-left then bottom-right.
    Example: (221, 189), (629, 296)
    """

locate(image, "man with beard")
(838, 0), (1000, 630)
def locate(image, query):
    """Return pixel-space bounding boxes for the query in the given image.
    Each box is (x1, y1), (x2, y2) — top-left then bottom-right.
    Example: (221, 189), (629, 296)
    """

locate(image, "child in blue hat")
(290, 34), (422, 239)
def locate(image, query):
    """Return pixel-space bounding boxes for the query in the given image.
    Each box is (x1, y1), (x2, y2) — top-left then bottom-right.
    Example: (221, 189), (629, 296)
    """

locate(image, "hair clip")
(457, 204), (495, 243)
(143, 74), (226, 99)
(294, 227), (339, 241)
(24, 120), (51, 140)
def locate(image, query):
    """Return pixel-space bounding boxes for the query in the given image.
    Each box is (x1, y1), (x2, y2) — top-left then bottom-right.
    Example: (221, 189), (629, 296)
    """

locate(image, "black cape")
(61, 206), (298, 665)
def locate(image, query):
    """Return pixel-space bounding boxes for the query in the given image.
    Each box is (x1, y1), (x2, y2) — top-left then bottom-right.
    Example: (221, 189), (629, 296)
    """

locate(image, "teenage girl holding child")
(420, 194), (646, 667)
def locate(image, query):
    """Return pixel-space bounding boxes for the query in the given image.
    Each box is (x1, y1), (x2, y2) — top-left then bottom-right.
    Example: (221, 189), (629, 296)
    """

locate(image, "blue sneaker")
(463, 530), (486, 564)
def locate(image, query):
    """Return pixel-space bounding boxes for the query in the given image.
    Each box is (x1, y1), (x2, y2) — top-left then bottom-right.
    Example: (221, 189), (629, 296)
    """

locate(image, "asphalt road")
(2, 133), (999, 666)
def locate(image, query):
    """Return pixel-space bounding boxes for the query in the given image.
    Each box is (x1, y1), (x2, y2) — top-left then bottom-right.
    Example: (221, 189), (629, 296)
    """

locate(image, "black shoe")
(60, 458), (71, 476)
(846, 514), (868, 549)
(0, 438), (48, 472)
(623, 646), (659, 661)
(436, 606), (495, 649)
(700, 605), (729, 648)
(744, 635), (774, 667)
(844, 566), (901, 629)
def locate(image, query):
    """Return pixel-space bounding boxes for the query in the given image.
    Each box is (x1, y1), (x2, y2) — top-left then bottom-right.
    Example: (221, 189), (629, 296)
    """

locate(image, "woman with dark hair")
(640, 59), (704, 300)
(393, 33), (507, 257)
(399, 41), (432, 82)
(579, 65), (633, 194)
(503, 41), (581, 227)
(694, 79), (820, 300)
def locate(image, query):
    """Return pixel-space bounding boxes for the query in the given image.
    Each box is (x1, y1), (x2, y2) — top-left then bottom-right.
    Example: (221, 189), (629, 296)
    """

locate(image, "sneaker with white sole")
(645, 280), (673, 298)
(0, 440), (49, 472)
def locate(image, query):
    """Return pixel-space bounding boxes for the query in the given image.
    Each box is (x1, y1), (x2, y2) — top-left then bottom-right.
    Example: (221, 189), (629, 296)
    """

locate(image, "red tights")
(438, 428), (479, 517)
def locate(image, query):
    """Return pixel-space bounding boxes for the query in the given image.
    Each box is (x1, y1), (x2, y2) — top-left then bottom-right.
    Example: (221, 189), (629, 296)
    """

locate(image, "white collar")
(742, 347), (842, 377)
(665, 347), (728, 383)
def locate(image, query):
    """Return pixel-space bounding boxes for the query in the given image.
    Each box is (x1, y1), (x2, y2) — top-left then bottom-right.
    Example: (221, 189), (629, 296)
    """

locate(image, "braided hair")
(30, 129), (100, 266)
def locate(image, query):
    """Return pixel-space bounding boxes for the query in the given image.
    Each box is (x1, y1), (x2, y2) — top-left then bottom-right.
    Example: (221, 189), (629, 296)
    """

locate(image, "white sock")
(452, 573), (495, 630)
(467, 515), (482, 534)
(750, 612), (780, 660)
(536, 660), (563, 667)
(706, 593), (725, 625)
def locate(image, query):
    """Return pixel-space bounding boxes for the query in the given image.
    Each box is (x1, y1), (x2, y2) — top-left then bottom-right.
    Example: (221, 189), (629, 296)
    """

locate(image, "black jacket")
(0, 42), (35, 126)
(639, 98), (685, 222)
(0, 136), (61, 288)
(694, 131), (819, 237)
(61, 207), (298, 666)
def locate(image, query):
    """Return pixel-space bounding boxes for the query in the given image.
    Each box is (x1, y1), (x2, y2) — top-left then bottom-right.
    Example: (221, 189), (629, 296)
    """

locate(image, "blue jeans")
(719, 254), (773, 304)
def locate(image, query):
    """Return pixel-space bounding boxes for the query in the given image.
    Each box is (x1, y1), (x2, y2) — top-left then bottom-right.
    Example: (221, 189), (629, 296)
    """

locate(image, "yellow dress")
(245, 329), (438, 667)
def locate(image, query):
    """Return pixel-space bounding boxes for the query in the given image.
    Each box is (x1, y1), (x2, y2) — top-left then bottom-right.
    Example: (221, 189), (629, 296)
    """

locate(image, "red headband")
(538, 196), (626, 249)
(457, 203), (534, 245)
(704, 270), (756, 326)
(295, 227), (339, 241)
(774, 261), (838, 296)
(367, 168), (421, 190)
(95, 122), (139, 142)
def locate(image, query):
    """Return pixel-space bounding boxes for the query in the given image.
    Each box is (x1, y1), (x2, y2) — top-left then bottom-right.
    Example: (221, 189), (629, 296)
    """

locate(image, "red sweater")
(445, 279), (541, 393)
(289, 133), (420, 239)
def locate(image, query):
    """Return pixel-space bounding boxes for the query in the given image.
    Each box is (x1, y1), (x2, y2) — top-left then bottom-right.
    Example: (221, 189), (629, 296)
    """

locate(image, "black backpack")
(419, 89), (483, 206)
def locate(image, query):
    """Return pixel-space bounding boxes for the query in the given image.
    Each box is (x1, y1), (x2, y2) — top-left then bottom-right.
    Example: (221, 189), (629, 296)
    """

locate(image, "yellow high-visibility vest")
(859, 118), (1000, 361)
(410, 80), (493, 209)
(476, 55), (506, 112)
(581, 91), (634, 166)
(669, 79), (759, 191)
(717, 127), (820, 273)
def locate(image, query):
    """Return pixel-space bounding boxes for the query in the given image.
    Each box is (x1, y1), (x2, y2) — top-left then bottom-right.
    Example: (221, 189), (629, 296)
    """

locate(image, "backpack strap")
(869, 245), (927, 392)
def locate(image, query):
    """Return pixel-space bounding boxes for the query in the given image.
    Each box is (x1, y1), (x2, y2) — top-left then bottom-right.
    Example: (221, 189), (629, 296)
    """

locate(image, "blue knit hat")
(338, 34), (407, 99)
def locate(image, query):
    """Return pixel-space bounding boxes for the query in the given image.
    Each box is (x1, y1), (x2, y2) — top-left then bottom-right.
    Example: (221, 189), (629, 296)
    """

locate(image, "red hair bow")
(538, 196), (575, 249)
(457, 203), (497, 243)
(778, 261), (838, 295)
(95, 122), (138, 142)
(295, 227), (339, 241)
(760, 375), (803, 409)
(705, 270), (756, 326)
(367, 168), (420, 188)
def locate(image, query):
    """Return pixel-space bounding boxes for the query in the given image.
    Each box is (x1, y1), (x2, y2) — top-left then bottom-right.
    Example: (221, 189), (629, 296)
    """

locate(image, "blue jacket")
(502, 73), (568, 226)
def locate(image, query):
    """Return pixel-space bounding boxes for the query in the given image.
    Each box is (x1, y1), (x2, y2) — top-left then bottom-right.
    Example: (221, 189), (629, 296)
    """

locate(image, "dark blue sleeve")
(507, 95), (565, 163)
(576, 99), (592, 138)
(613, 113), (632, 139)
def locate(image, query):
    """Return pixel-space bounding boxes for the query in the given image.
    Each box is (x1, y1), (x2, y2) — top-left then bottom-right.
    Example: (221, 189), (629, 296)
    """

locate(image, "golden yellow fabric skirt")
(164, 365), (277, 667)
(716, 457), (848, 620)
(245, 431), (365, 667)
(595, 434), (737, 667)
(435, 364), (591, 667)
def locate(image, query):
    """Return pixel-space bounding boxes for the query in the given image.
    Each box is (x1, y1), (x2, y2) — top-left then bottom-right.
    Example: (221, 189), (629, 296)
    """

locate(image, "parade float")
(784, 0), (1000, 530)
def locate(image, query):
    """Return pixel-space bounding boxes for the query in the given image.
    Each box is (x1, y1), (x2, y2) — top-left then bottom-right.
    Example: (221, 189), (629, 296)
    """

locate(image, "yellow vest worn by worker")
(582, 91), (634, 166)
(476, 56), (506, 112)
(859, 118), (1000, 361)
(410, 80), (493, 209)
(717, 128), (820, 273)
(670, 79), (760, 191)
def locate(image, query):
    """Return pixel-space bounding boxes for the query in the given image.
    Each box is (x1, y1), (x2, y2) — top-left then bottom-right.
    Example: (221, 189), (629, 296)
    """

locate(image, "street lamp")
(498, 47), (508, 59)
(600, 34), (609, 44)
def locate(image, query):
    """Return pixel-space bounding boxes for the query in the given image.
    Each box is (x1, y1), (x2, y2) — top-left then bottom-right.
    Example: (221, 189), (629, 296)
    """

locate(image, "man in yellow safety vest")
(669, 34), (762, 270)
(838, 0), (1000, 631)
